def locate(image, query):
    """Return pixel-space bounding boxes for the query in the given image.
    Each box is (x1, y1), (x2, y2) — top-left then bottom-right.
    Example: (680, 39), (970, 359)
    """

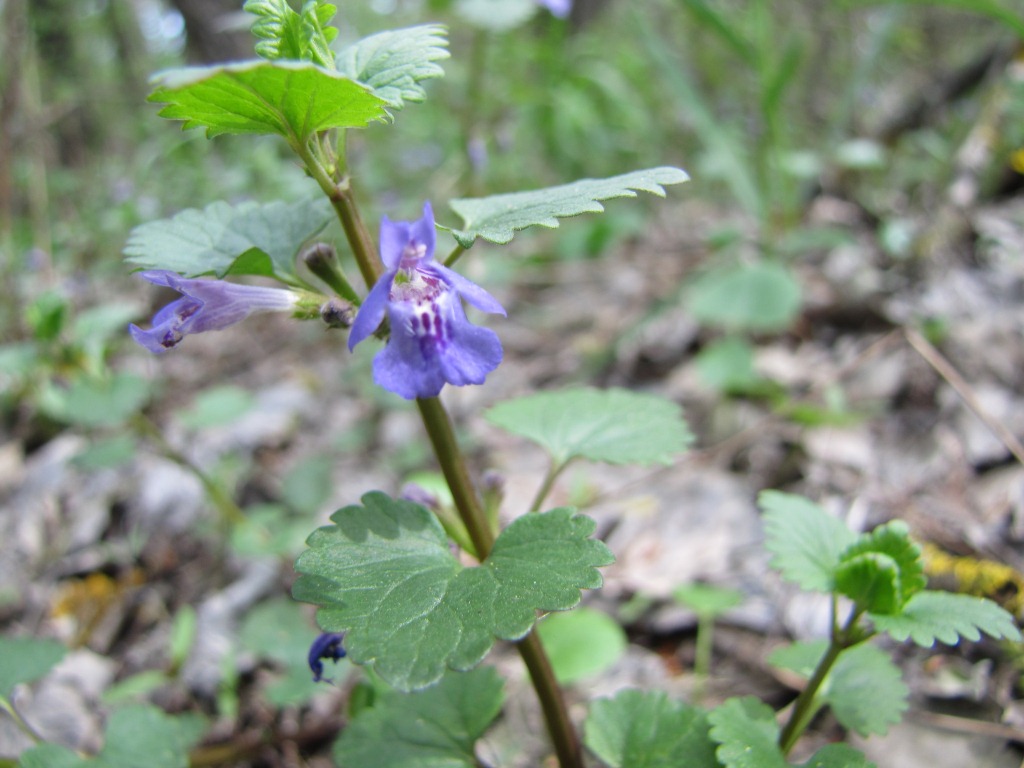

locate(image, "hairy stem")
(415, 397), (582, 768)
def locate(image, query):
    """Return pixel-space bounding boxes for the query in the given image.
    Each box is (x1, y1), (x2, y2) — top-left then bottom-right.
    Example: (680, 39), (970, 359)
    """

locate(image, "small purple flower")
(536, 0), (571, 18)
(129, 270), (298, 353)
(308, 632), (347, 683)
(348, 202), (505, 400)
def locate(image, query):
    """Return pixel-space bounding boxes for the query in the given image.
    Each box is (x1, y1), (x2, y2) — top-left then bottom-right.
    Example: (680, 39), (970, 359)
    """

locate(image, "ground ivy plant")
(62, 2), (1015, 767)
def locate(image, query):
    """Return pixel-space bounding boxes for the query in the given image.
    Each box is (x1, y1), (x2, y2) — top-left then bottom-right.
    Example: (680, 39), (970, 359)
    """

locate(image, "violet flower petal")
(347, 270), (394, 351)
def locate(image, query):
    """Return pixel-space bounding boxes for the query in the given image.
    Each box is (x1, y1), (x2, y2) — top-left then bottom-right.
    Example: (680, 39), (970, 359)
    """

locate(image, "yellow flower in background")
(1012, 148), (1024, 175)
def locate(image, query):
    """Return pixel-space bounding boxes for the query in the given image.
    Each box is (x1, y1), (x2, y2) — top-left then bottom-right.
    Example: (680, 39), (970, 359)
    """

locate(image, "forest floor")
(4, 137), (1024, 768)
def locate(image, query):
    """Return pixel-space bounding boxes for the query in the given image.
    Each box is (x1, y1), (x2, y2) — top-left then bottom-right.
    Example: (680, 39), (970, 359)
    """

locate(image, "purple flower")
(348, 202), (505, 400)
(129, 270), (298, 353)
(536, 0), (571, 18)
(308, 632), (346, 683)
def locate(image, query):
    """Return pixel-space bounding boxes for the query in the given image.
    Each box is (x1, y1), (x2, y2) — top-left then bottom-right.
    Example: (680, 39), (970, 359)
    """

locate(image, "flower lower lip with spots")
(347, 202), (505, 400)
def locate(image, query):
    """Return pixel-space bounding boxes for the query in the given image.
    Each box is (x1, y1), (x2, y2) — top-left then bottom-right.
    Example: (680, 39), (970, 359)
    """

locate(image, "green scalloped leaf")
(0, 636), (65, 698)
(708, 697), (787, 768)
(486, 388), (693, 467)
(769, 641), (908, 737)
(124, 198), (332, 282)
(835, 521), (925, 615)
(292, 492), (613, 690)
(333, 667), (504, 768)
(244, 0), (339, 69)
(148, 60), (386, 142)
(760, 491), (856, 593)
(446, 167), (689, 247)
(584, 689), (718, 768)
(709, 697), (877, 768)
(336, 25), (449, 114)
(869, 590), (1022, 647)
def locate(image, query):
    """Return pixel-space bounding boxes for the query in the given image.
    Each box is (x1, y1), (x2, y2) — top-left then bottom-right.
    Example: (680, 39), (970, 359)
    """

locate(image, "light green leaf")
(584, 689), (718, 768)
(835, 521), (925, 614)
(673, 583), (744, 618)
(245, 0), (339, 69)
(293, 493), (613, 690)
(537, 607), (627, 684)
(486, 388), (692, 467)
(0, 637), (65, 698)
(760, 491), (856, 593)
(769, 641), (908, 737)
(37, 374), (150, 428)
(446, 167), (689, 248)
(100, 706), (205, 768)
(694, 336), (761, 393)
(455, 0), (538, 31)
(334, 667), (504, 768)
(124, 198), (332, 282)
(827, 644), (908, 736)
(178, 385), (257, 430)
(869, 591), (1022, 647)
(148, 60), (385, 142)
(708, 696), (788, 768)
(799, 744), (877, 768)
(688, 262), (802, 333)
(17, 744), (89, 768)
(336, 25), (449, 113)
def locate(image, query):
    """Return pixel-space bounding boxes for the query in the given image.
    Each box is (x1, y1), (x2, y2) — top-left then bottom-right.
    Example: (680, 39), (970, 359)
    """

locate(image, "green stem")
(0, 696), (44, 744)
(777, 602), (865, 755)
(528, 458), (571, 513)
(293, 138), (381, 290)
(443, 243), (467, 268)
(415, 397), (582, 768)
(132, 415), (245, 527)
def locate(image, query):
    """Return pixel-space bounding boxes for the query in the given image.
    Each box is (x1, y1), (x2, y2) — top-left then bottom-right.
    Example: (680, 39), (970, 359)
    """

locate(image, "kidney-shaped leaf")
(293, 492), (613, 690)
(446, 167), (689, 248)
(149, 60), (386, 142)
(486, 388), (693, 467)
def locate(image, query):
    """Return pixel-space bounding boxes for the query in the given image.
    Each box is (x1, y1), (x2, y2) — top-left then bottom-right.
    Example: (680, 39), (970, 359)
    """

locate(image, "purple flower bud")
(129, 270), (298, 353)
(536, 0), (571, 18)
(308, 632), (346, 683)
(348, 202), (505, 400)
(400, 482), (441, 511)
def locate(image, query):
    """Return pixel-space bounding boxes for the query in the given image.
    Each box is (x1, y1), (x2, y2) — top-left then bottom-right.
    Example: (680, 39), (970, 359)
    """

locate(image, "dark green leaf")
(446, 167), (689, 248)
(0, 637), (65, 698)
(486, 388), (693, 467)
(760, 491), (856, 593)
(835, 521), (925, 614)
(333, 667), (504, 768)
(869, 590), (1022, 646)
(293, 493), (613, 690)
(799, 744), (876, 768)
(584, 689), (718, 768)
(124, 198), (333, 283)
(537, 607), (627, 684)
(336, 25), (449, 113)
(149, 60), (385, 142)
